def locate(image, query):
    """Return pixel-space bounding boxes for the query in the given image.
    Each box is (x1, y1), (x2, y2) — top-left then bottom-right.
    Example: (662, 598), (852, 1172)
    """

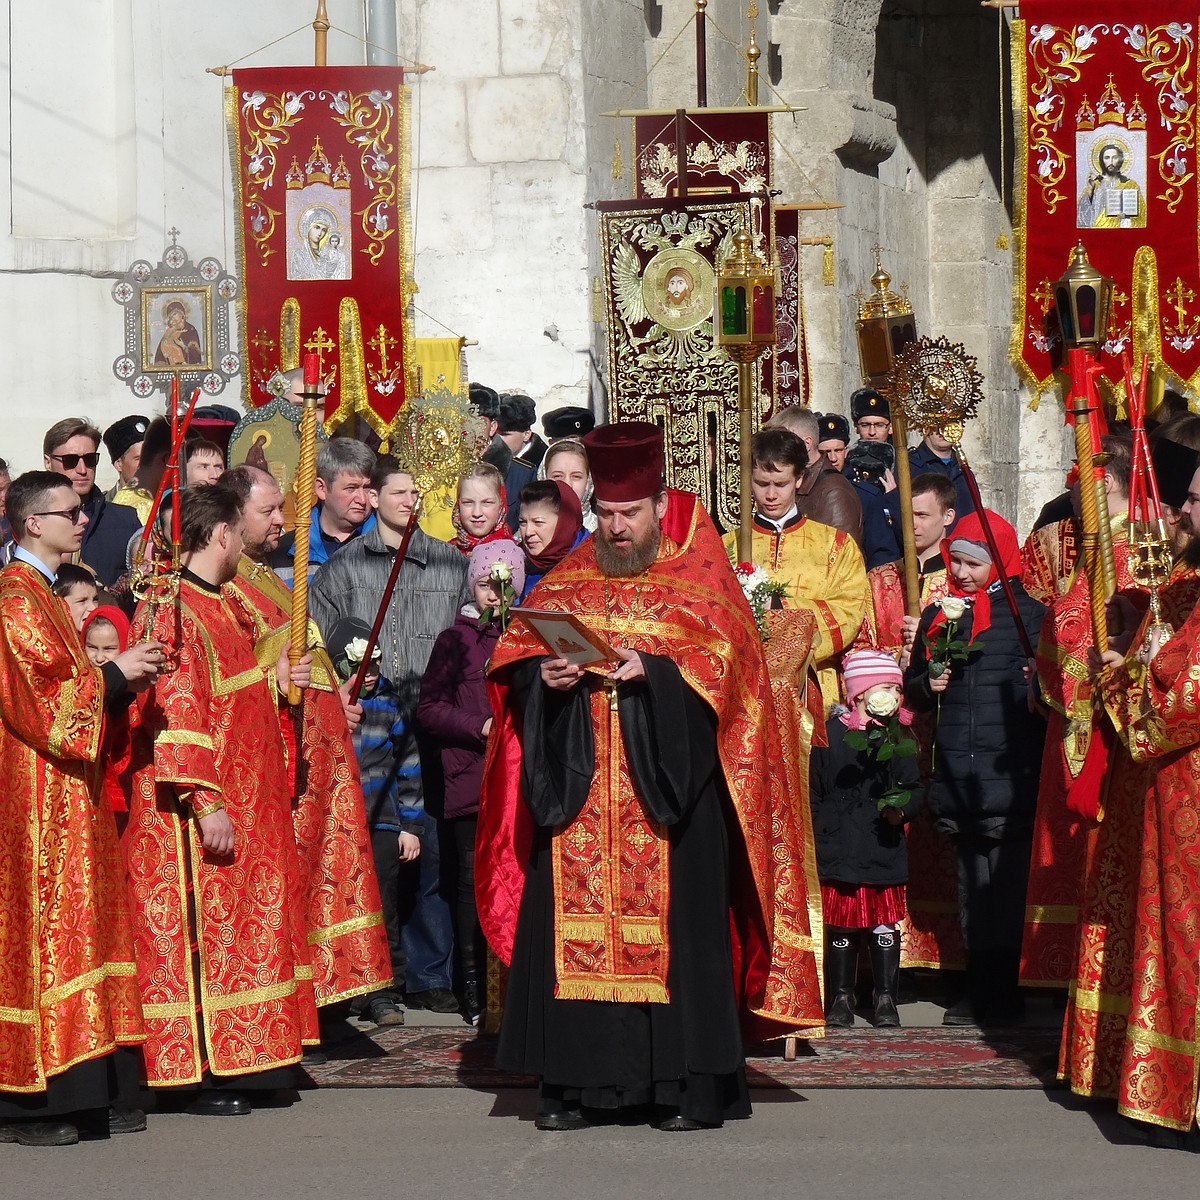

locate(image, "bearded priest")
(477, 422), (823, 1133)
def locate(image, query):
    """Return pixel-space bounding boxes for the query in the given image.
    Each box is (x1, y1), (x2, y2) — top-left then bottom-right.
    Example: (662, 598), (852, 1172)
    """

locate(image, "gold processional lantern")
(854, 250), (917, 390)
(1051, 241), (1120, 649)
(1052, 240), (1114, 355)
(853, 249), (919, 612)
(715, 229), (778, 560)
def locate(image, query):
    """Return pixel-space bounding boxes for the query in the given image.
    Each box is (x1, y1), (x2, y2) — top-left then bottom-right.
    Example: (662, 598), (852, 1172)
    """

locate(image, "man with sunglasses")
(42, 418), (141, 587)
(0, 470), (163, 1145)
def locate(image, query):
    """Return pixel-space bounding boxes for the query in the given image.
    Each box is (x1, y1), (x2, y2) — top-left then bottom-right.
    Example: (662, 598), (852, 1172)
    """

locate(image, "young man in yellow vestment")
(723, 426), (870, 715)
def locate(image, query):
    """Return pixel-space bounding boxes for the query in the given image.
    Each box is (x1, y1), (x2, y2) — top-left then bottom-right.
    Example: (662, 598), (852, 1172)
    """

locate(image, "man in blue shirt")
(270, 436), (377, 586)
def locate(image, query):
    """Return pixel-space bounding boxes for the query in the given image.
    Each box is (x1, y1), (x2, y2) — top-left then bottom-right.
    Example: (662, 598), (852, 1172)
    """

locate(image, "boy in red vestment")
(127, 484), (319, 1116)
(220, 465), (392, 1016)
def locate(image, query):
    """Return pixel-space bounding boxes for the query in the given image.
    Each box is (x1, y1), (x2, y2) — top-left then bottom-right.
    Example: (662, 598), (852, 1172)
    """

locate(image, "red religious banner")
(632, 109), (772, 198)
(1012, 6), (1200, 402)
(228, 67), (414, 435)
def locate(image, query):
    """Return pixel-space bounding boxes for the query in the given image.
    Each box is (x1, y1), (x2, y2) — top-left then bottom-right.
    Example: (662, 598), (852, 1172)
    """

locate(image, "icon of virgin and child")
(288, 204), (351, 281)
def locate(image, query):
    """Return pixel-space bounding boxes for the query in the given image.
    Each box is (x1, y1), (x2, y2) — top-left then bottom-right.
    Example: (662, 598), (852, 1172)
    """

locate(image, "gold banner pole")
(313, 0), (329, 68)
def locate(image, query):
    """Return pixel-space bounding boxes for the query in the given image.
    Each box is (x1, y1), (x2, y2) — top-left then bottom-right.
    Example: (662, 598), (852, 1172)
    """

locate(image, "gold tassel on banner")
(822, 237), (835, 287)
(336, 296), (369, 434)
(612, 137), (624, 180)
(280, 298), (301, 372)
(1132, 245), (1164, 418)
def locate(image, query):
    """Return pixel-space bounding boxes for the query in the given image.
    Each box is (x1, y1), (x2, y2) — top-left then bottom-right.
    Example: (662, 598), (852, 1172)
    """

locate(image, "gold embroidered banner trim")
(336, 296), (366, 434)
(281, 296), (301, 372)
(0, 1005), (36, 1024)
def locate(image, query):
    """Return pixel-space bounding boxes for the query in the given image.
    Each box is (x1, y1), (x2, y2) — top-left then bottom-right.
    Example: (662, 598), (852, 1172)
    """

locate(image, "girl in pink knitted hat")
(810, 648), (921, 1029)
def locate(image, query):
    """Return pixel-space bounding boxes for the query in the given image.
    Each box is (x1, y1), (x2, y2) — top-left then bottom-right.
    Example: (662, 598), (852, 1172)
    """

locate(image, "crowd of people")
(2, 383), (1200, 1148)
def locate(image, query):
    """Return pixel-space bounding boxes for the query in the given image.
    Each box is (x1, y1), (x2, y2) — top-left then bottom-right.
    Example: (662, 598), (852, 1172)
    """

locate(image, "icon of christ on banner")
(1076, 136), (1146, 230)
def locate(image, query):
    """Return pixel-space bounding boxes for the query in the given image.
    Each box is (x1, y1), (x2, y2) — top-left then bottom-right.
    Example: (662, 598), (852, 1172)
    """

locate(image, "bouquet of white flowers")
(733, 561), (788, 640)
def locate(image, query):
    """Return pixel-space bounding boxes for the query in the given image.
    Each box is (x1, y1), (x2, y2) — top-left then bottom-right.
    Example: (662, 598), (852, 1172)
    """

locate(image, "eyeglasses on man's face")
(33, 507), (86, 525)
(48, 452), (101, 471)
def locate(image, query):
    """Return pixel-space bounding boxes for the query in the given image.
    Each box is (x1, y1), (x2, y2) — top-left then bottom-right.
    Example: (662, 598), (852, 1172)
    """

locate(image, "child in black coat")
(811, 649), (921, 1029)
(903, 510), (1046, 1027)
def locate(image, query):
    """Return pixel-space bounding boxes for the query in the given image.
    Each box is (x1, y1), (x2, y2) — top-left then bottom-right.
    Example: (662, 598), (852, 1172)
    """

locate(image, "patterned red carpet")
(303, 1025), (1062, 1090)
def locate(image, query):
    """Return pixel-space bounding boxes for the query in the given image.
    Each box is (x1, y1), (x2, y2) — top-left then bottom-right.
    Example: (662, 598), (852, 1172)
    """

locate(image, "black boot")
(824, 928), (859, 1028)
(980, 948), (1026, 1027)
(869, 928), (902, 1028)
(462, 975), (483, 1027)
(943, 953), (986, 1026)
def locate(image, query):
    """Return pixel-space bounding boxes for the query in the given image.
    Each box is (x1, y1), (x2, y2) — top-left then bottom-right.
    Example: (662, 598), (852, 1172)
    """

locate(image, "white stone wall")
(0, 0), (1061, 529)
(404, 0), (591, 409)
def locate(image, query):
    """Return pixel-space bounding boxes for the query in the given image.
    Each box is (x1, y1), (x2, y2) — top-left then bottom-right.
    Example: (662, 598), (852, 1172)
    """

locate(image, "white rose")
(345, 637), (370, 664)
(865, 689), (901, 719)
(939, 595), (968, 621)
(490, 563), (513, 583)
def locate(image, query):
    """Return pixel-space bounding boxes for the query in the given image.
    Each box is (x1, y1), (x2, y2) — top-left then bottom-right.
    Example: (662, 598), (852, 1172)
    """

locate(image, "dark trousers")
(397, 812), (455, 993)
(367, 827), (407, 1004)
(367, 816), (455, 998)
(951, 831), (1032, 955)
(442, 814), (485, 982)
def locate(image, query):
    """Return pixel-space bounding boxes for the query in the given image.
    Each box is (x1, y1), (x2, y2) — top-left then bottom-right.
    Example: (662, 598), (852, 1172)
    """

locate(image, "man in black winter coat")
(42, 418), (141, 587)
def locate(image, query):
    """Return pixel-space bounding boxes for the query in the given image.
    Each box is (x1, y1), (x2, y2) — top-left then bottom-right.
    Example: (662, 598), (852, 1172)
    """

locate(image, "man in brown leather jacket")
(766, 406), (863, 544)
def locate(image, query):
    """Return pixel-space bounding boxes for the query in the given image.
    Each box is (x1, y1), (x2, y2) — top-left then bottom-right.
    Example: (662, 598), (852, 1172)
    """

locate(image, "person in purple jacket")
(418, 538), (525, 1026)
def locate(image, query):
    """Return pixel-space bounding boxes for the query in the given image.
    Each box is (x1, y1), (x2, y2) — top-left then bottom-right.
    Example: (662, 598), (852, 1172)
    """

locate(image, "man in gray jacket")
(309, 454), (469, 1017)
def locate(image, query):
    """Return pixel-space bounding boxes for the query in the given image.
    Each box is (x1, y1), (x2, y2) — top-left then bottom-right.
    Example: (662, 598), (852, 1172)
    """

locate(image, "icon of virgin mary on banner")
(228, 67), (415, 436)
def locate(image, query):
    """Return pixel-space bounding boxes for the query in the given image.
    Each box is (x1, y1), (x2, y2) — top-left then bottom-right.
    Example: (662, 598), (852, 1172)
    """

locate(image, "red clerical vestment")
(1021, 529), (1136, 987)
(0, 562), (144, 1093)
(1058, 564), (1200, 1128)
(1022, 516), (1079, 605)
(226, 557), (391, 1004)
(126, 577), (319, 1085)
(479, 496), (824, 1041)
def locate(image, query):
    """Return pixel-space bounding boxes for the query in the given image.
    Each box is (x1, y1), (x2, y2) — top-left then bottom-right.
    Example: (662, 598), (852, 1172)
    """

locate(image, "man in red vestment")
(1021, 435), (1136, 988)
(220, 465), (392, 1023)
(1059, 435), (1200, 1146)
(126, 485), (319, 1116)
(0, 472), (161, 1146)
(478, 423), (823, 1133)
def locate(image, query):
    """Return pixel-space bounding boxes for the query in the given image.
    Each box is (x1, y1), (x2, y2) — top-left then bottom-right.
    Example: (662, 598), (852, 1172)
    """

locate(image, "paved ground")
(3, 1085), (1196, 1200)
(6, 994), (1194, 1198)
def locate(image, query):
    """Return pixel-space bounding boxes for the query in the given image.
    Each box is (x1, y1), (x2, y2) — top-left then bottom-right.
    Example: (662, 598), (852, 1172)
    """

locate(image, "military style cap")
(102, 414), (150, 462)
(817, 413), (851, 445)
(498, 392), (537, 433)
(542, 405), (596, 440)
(469, 382), (501, 420)
(850, 388), (890, 423)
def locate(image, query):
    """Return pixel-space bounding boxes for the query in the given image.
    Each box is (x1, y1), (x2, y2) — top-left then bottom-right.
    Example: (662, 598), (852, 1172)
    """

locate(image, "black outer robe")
(495, 654), (751, 1124)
